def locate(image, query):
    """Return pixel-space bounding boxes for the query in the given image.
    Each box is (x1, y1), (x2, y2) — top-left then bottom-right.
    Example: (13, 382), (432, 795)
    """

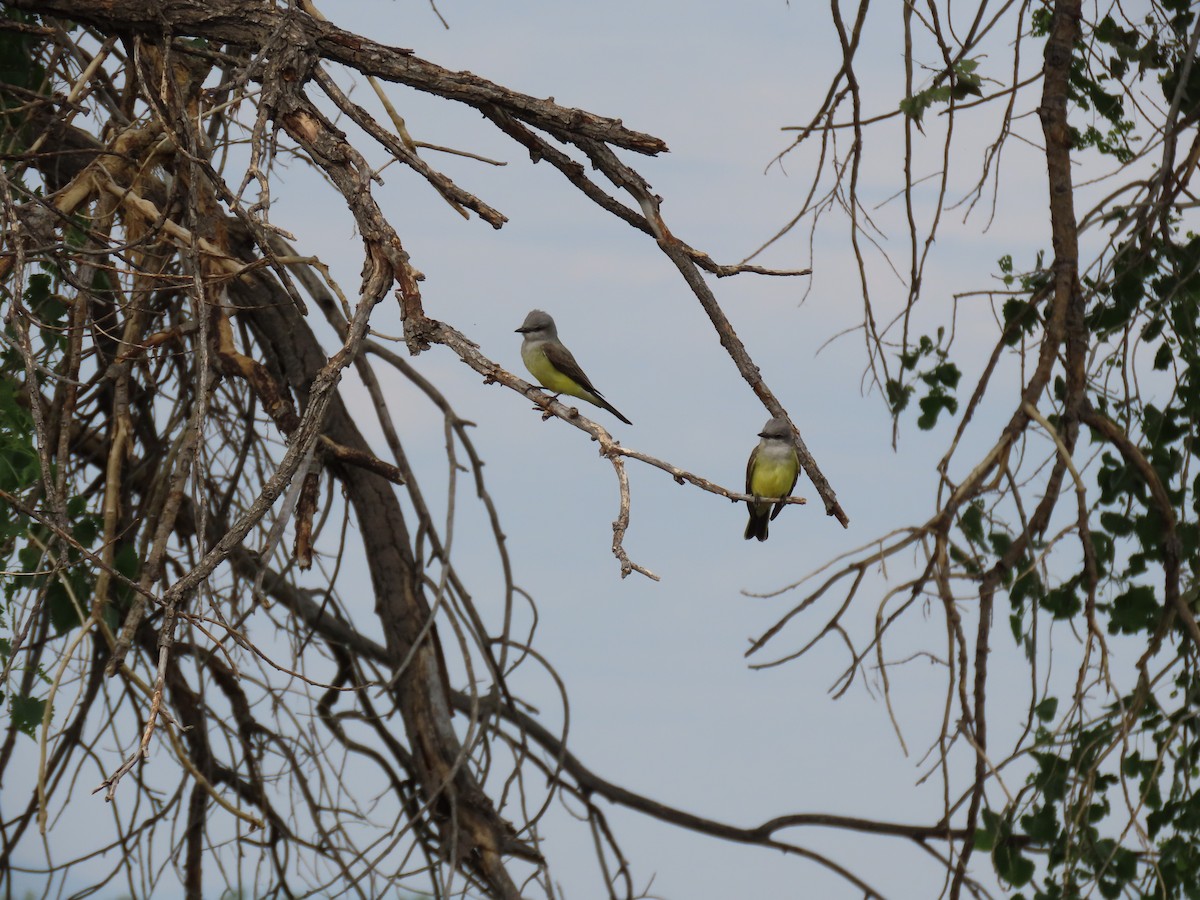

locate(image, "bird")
(744, 416), (800, 542)
(515, 309), (632, 425)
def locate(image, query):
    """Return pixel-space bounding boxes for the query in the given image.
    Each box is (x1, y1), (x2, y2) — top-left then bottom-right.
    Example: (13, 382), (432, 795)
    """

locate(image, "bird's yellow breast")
(750, 455), (797, 498)
(522, 345), (593, 401)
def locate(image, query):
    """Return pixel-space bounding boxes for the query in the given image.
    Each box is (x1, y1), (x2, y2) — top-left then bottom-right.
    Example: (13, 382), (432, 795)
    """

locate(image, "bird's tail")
(744, 509), (769, 542)
(599, 397), (632, 426)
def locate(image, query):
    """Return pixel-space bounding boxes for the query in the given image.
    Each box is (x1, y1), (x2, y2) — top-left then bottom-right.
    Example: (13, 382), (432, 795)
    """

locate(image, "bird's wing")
(543, 341), (602, 397)
(745, 444), (760, 495)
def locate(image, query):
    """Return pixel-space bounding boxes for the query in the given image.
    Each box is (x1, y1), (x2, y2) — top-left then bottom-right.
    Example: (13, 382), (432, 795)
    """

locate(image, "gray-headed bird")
(515, 309), (632, 425)
(744, 416), (800, 542)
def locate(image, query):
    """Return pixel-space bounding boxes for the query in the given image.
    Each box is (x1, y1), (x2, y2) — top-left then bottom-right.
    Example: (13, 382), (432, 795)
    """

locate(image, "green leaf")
(950, 58), (984, 99)
(1020, 801), (1059, 843)
(930, 361), (961, 388)
(1154, 341), (1174, 370)
(886, 377), (913, 413)
(900, 88), (943, 127)
(994, 839), (1036, 887)
(1099, 510), (1133, 536)
(990, 530), (1013, 557)
(917, 391), (958, 430)
(1002, 297), (1038, 345)
(0, 11), (47, 100)
(1043, 585), (1080, 618)
(1109, 584), (1159, 634)
(959, 502), (985, 546)
(72, 514), (99, 549)
(1011, 569), (1045, 606)
(1033, 751), (1069, 802)
(46, 571), (89, 633)
(974, 808), (1003, 852)
(1034, 697), (1059, 722)
(10, 692), (46, 738)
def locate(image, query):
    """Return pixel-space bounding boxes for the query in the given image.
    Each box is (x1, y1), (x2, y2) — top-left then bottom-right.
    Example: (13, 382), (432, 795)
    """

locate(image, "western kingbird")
(515, 309), (632, 425)
(744, 416), (800, 542)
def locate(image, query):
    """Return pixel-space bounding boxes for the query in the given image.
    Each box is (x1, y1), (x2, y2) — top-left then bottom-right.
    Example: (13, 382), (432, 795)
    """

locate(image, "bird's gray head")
(515, 309), (557, 338)
(759, 416), (793, 441)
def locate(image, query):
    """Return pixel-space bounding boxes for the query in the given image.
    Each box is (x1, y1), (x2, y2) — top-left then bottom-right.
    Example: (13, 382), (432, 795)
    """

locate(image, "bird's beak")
(514, 326), (526, 333)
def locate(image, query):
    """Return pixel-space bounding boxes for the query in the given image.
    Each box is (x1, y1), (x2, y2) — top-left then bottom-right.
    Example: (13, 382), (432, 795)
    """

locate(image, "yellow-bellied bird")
(515, 309), (632, 425)
(744, 416), (799, 542)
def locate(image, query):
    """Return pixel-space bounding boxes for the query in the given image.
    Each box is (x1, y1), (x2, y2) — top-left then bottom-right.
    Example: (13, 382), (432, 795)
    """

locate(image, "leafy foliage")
(936, 3), (1200, 896)
(0, 268), (105, 742)
(888, 328), (961, 430)
(900, 58), (985, 127)
(876, 2), (1200, 896)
